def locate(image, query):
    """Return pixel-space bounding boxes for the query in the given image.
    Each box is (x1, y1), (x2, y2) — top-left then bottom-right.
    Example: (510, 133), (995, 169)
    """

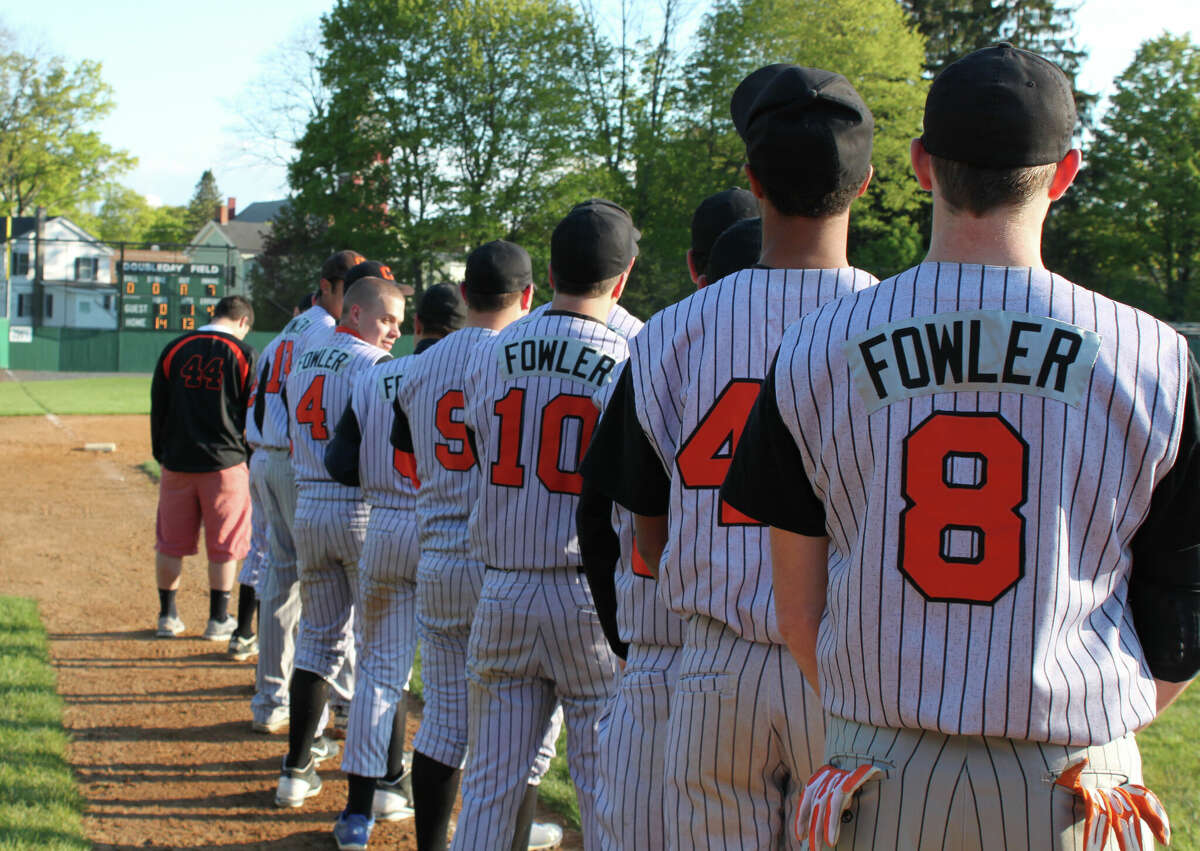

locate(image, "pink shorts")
(155, 465), (252, 562)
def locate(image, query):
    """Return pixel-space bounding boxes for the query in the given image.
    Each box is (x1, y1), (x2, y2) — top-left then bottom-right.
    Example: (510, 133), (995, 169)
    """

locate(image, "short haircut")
(755, 161), (869, 219)
(213, 295), (253, 325)
(296, 292), (314, 313)
(463, 288), (523, 313)
(930, 156), (1057, 216)
(343, 277), (405, 314)
(552, 272), (622, 298)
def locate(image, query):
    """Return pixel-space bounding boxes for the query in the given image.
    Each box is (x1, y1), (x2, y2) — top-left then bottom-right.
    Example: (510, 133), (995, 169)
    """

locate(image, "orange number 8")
(899, 412), (1028, 604)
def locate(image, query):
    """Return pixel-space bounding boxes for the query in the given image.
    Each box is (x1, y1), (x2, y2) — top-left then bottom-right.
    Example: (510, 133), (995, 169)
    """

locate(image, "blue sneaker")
(333, 810), (375, 851)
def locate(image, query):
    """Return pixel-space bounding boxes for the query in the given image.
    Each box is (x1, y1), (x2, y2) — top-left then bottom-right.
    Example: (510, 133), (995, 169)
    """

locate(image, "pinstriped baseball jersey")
(529, 301), (642, 340)
(464, 310), (629, 568)
(734, 262), (1191, 746)
(259, 306), (337, 449)
(287, 328), (390, 501)
(592, 374), (685, 648)
(349, 356), (419, 510)
(626, 267), (876, 642)
(392, 326), (494, 556)
(246, 371), (266, 448)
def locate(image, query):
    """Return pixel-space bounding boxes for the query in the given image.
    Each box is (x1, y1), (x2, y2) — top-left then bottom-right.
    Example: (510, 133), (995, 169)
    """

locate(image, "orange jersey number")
(676, 379), (763, 526)
(295, 375), (329, 440)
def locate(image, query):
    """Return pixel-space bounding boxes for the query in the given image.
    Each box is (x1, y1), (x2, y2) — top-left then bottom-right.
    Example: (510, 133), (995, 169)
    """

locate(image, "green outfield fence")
(4, 328), (414, 373)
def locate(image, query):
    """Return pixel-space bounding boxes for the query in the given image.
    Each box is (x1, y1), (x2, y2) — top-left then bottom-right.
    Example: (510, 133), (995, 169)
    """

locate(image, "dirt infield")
(0, 414), (578, 849)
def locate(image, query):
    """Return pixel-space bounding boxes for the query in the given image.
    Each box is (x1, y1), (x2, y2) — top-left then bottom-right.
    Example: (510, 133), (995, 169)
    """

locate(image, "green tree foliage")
(76, 184), (190, 244)
(1048, 34), (1200, 320)
(0, 45), (134, 215)
(250, 202), (328, 330)
(184, 169), (223, 237)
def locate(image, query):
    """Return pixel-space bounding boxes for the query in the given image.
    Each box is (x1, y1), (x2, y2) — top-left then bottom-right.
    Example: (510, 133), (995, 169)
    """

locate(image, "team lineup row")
(149, 44), (1199, 851)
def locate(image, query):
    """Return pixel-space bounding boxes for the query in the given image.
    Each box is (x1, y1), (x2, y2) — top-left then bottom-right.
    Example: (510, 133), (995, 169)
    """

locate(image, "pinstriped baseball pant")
(340, 506), (420, 777)
(665, 614), (825, 851)
(252, 448), (301, 725)
(450, 567), (618, 851)
(821, 716), (1150, 851)
(292, 496), (370, 697)
(412, 552), (561, 777)
(594, 642), (682, 851)
(237, 450), (271, 590)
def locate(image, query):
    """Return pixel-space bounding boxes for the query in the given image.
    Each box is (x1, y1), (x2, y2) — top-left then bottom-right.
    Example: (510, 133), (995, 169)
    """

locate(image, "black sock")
(346, 773), (376, 816)
(412, 750), (461, 851)
(286, 669), (329, 768)
(510, 782), (540, 851)
(235, 584), (257, 637)
(385, 696), (408, 781)
(209, 589), (230, 622)
(157, 589), (177, 619)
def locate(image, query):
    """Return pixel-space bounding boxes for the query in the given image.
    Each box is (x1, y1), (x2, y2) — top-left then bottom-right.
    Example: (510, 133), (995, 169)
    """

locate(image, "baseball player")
(447, 201), (638, 850)
(275, 274), (412, 808)
(392, 242), (564, 851)
(704, 216), (762, 285)
(723, 44), (1199, 851)
(577, 188), (758, 851)
(249, 250), (364, 734)
(150, 295), (257, 641)
(583, 65), (878, 848)
(322, 283), (467, 850)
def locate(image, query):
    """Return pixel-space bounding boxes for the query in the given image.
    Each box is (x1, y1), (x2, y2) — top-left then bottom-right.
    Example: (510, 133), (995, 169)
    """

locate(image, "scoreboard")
(119, 261), (226, 331)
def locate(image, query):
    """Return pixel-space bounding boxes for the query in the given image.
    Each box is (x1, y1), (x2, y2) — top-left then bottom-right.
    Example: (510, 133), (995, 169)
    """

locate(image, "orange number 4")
(296, 375), (329, 440)
(676, 379), (763, 526)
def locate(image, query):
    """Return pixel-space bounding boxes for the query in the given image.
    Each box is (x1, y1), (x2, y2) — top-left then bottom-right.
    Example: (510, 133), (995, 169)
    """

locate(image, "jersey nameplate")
(283, 315), (312, 334)
(293, 345), (352, 375)
(376, 368), (405, 402)
(847, 310), (1101, 412)
(498, 335), (618, 389)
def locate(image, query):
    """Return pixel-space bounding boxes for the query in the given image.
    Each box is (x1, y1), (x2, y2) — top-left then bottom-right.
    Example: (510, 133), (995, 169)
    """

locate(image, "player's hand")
(1054, 758), (1170, 851)
(795, 763), (883, 849)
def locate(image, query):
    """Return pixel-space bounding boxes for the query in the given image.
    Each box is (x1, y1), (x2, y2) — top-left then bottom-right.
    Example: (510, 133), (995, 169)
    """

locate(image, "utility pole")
(32, 206), (46, 328)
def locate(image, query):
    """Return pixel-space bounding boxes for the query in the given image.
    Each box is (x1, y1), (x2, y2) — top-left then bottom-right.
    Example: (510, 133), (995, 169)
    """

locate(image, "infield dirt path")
(0, 414), (580, 850)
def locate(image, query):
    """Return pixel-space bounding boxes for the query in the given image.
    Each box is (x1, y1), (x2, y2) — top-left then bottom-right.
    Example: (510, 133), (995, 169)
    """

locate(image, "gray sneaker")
(156, 615), (185, 637)
(202, 615), (237, 641)
(372, 770), (415, 822)
(311, 734), (339, 766)
(252, 706), (289, 734)
(228, 633), (258, 660)
(275, 757), (322, 808)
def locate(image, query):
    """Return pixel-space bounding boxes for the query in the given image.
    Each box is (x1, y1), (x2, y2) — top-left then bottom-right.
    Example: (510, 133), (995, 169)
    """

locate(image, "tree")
(1050, 34), (1200, 320)
(76, 184), (191, 244)
(0, 45), (134, 215)
(184, 170), (223, 238)
(250, 201), (328, 330)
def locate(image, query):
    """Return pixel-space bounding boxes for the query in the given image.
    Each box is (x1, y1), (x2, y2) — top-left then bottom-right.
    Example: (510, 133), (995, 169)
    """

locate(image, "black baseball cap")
(321, 250), (366, 283)
(465, 240), (533, 294)
(731, 64), (874, 199)
(550, 199), (640, 285)
(345, 260), (414, 295)
(706, 217), (762, 283)
(922, 43), (1076, 169)
(417, 283), (467, 330)
(691, 189), (759, 261)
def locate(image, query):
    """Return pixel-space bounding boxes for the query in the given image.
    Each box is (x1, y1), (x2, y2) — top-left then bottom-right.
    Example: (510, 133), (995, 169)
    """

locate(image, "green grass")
(0, 597), (88, 850)
(1139, 685), (1200, 849)
(539, 727), (580, 829)
(138, 459), (161, 482)
(0, 377), (150, 416)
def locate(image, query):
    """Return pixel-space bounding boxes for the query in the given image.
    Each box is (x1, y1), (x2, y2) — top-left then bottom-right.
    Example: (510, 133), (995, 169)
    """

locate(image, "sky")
(5, 0), (1200, 211)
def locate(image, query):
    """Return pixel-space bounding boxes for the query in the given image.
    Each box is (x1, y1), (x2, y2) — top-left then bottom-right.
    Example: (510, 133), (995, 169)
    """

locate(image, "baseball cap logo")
(379, 264), (395, 280)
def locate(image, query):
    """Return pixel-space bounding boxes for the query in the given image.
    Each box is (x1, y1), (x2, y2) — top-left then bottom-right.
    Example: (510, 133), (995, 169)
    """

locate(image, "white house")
(6, 216), (118, 330)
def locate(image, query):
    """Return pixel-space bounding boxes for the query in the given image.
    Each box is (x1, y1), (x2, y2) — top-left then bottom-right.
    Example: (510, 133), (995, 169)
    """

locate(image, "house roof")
(234, 200), (287, 223)
(4, 217), (36, 240)
(216, 220), (271, 256)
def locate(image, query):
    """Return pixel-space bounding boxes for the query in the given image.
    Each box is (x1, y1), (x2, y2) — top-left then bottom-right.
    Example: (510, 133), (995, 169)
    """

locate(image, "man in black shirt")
(151, 295), (257, 641)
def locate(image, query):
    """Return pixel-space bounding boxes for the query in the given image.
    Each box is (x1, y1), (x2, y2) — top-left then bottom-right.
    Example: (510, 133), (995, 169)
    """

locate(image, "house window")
(75, 257), (99, 281)
(103, 295), (113, 310)
(12, 251), (30, 276)
(45, 293), (54, 318)
(17, 293), (27, 316)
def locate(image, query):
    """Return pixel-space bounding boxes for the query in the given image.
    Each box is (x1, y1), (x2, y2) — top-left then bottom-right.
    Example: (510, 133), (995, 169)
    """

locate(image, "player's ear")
(520, 283), (534, 312)
(696, 273), (709, 290)
(413, 314), (424, 336)
(1048, 149), (1082, 202)
(459, 282), (468, 304)
(856, 164), (874, 198)
(744, 164), (766, 199)
(546, 263), (556, 292)
(610, 257), (635, 301)
(686, 249), (700, 285)
(910, 139), (934, 192)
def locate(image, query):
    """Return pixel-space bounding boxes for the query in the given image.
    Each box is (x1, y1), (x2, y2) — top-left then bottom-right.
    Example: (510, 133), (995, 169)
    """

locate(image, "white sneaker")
(372, 776), (415, 822)
(156, 615), (184, 637)
(202, 615), (237, 641)
(252, 707), (289, 734)
(275, 757), (322, 808)
(228, 633), (258, 660)
(528, 822), (563, 850)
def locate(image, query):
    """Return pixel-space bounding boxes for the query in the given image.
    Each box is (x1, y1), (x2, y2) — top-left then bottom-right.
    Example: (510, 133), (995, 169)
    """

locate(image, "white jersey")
(593, 370), (685, 648)
(350, 356), (420, 510)
(286, 328), (389, 501)
(529, 300), (641, 340)
(464, 310), (629, 568)
(627, 267), (877, 643)
(392, 326), (494, 558)
(742, 262), (1192, 746)
(258, 306), (336, 449)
